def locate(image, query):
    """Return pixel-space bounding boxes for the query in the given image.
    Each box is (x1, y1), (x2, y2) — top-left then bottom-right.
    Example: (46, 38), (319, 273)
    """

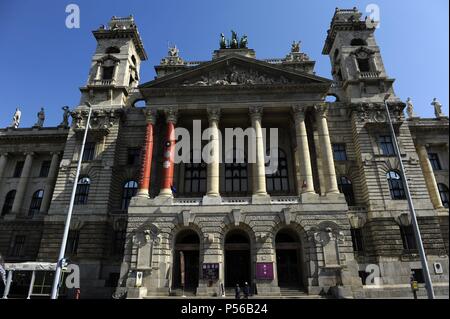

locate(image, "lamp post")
(50, 102), (93, 299)
(383, 94), (435, 299)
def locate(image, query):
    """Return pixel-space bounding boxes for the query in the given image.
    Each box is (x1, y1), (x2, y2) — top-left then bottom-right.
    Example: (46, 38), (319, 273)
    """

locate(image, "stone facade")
(0, 10), (448, 299)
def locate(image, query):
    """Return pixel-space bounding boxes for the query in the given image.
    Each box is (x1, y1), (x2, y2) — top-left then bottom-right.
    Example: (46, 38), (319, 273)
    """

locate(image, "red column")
(159, 120), (176, 196)
(138, 122), (154, 196)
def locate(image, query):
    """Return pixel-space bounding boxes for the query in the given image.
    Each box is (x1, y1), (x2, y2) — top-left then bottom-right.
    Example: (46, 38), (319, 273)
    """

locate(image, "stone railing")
(91, 79), (115, 86)
(173, 198), (202, 206)
(358, 71), (381, 79)
(270, 196), (300, 204)
(348, 206), (368, 213)
(221, 197), (251, 205)
(263, 58), (283, 64)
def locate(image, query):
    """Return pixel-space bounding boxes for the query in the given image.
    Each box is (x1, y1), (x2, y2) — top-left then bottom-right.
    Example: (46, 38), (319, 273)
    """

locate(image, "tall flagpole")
(50, 102), (93, 299)
(383, 94), (435, 299)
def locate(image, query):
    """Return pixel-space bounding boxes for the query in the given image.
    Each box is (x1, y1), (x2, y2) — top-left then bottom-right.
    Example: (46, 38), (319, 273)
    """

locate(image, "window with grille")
(332, 144), (347, 161)
(82, 142), (95, 161)
(66, 230), (80, 255)
(387, 171), (406, 200)
(438, 183), (449, 208)
(1, 190), (16, 216)
(428, 153), (442, 170)
(351, 228), (364, 252)
(265, 148), (290, 194)
(379, 135), (395, 156)
(121, 181), (138, 210)
(13, 161), (24, 178)
(75, 177), (90, 205)
(400, 225), (417, 252)
(337, 176), (355, 206)
(10, 235), (26, 257)
(28, 189), (44, 216)
(184, 161), (206, 195)
(224, 150), (248, 194)
(39, 160), (51, 177)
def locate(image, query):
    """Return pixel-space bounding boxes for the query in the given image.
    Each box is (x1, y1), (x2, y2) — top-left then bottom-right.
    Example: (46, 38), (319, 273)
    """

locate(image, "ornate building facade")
(0, 9), (448, 298)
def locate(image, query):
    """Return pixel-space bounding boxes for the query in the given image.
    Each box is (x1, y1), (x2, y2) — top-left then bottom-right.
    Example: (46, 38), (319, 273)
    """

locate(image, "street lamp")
(50, 102), (93, 299)
(383, 93), (435, 299)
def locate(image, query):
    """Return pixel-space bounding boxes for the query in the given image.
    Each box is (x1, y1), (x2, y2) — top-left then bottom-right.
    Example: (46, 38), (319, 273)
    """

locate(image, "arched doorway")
(224, 229), (251, 288)
(275, 228), (302, 288)
(172, 229), (200, 291)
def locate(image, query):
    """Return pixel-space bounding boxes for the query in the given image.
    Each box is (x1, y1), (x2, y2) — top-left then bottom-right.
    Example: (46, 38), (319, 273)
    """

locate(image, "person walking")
(235, 284), (241, 299)
(243, 282), (250, 299)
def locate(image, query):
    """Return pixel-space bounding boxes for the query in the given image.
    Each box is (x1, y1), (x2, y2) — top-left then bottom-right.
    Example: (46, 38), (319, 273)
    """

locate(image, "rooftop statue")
(34, 107), (45, 127)
(431, 97), (444, 118)
(10, 107), (21, 129)
(405, 97), (416, 119)
(168, 45), (179, 57)
(230, 30), (239, 49)
(239, 35), (248, 49)
(220, 33), (226, 49)
(291, 40), (301, 53)
(60, 106), (71, 128)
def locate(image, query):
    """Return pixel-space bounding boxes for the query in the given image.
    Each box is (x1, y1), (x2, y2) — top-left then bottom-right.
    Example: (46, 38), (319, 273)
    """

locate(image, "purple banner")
(256, 262), (274, 280)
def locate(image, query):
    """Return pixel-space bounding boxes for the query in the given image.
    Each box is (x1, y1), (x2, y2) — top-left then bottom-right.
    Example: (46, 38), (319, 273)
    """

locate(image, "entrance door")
(172, 230), (200, 290)
(275, 229), (302, 288)
(224, 229), (251, 288)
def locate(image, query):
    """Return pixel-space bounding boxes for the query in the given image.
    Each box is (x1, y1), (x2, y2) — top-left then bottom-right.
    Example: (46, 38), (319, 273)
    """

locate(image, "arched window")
(224, 149), (248, 194)
(122, 180), (138, 210)
(105, 46), (120, 54)
(1, 190), (16, 216)
(337, 176), (355, 206)
(351, 38), (367, 46)
(265, 148), (290, 194)
(75, 177), (91, 205)
(184, 159), (206, 195)
(29, 189), (44, 216)
(386, 171), (406, 200)
(438, 183), (449, 208)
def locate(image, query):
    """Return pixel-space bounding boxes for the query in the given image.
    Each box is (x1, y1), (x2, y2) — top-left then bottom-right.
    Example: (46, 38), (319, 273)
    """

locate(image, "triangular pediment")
(139, 54), (331, 89)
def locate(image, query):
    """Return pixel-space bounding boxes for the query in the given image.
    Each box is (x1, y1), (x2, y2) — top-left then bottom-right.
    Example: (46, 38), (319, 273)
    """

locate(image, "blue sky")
(0, 0), (448, 128)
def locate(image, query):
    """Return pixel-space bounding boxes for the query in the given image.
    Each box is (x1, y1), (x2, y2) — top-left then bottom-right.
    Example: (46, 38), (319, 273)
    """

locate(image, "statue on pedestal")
(34, 107), (45, 127)
(239, 35), (248, 49)
(291, 40), (301, 53)
(10, 107), (21, 128)
(431, 98), (444, 118)
(406, 97), (416, 118)
(220, 33), (226, 49)
(230, 30), (238, 49)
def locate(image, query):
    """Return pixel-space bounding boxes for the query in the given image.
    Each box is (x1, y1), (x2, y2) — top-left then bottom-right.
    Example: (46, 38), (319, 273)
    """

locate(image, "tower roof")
(92, 15), (148, 60)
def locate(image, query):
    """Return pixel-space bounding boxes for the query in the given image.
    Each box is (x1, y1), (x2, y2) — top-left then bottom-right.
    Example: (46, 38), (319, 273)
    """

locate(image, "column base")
(137, 188), (149, 198)
(251, 194), (271, 204)
(202, 195), (222, 205)
(300, 192), (320, 203)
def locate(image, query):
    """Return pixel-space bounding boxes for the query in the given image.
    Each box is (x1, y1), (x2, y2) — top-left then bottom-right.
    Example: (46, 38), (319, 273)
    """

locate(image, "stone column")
(138, 108), (156, 197)
(39, 152), (61, 214)
(249, 106), (269, 203)
(314, 104), (339, 194)
(12, 152), (34, 216)
(417, 144), (444, 209)
(203, 107), (221, 204)
(293, 105), (315, 194)
(158, 107), (178, 198)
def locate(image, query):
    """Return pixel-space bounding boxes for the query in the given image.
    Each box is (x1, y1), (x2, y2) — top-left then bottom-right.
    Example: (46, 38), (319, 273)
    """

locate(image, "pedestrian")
(235, 284), (241, 299)
(243, 282), (250, 299)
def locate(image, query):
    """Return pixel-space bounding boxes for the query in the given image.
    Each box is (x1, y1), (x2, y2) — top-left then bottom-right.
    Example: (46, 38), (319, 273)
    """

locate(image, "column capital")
(50, 151), (61, 156)
(314, 103), (329, 118)
(292, 104), (308, 121)
(145, 107), (157, 124)
(206, 106), (221, 122)
(23, 151), (35, 157)
(249, 105), (263, 120)
(164, 107), (178, 124)
(0, 152), (9, 157)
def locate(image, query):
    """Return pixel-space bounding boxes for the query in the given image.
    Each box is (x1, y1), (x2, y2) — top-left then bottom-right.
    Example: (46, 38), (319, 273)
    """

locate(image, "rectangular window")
(351, 228), (364, 252)
(82, 142), (96, 161)
(379, 135), (395, 156)
(332, 143), (347, 161)
(13, 161), (24, 178)
(400, 225), (417, 252)
(32, 271), (55, 296)
(10, 235), (26, 257)
(428, 153), (442, 170)
(39, 160), (51, 177)
(66, 230), (80, 255)
(127, 147), (141, 166)
(102, 66), (114, 80)
(357, 58), (370, 72)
